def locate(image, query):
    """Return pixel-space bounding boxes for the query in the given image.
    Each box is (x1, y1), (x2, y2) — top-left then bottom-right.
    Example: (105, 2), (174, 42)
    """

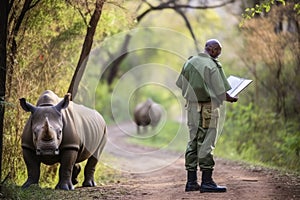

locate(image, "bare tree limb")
(65, 0), (89, 26)
(137, 0), (235, 22)
(68, 0), (105, 99)
(106, 34), (132, 85)
(174, 9), (200, 53)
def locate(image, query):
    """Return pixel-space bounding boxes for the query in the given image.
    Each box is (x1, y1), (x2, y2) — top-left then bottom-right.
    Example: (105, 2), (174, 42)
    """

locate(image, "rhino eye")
(57, 129), (62, 139)
(33, 131), (38, 140)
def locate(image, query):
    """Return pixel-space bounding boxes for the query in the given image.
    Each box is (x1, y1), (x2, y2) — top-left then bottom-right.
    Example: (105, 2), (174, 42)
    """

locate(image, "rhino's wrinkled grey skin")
(20, 90), (107, 190)
(133, 98), (163, 134)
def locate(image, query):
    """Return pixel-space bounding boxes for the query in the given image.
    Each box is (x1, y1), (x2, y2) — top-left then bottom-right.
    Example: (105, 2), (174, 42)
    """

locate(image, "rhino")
(19, 90), (107, 190)
(133, 98), (163, 134)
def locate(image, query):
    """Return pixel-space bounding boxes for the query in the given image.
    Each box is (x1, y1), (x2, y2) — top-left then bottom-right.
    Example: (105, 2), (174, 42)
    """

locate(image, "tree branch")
(175, 9), (200, 53)
(137, 0), (235, 22)
(68, 0), (105, 99)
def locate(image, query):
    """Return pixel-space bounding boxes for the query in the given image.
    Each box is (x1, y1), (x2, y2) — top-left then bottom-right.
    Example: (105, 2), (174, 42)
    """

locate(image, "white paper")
(227, 75), (253, 97)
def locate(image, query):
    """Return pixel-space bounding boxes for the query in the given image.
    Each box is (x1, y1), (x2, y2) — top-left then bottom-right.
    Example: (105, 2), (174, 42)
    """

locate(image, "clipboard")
(227, 75), (253, 97)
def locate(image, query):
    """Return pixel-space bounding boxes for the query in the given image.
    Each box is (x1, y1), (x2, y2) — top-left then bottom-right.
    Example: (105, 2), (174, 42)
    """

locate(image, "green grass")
(127, 120), (189, 153)
(0, 184), (59, 200)
(1, 161), (121, 200)
(0, 183), (116, 200)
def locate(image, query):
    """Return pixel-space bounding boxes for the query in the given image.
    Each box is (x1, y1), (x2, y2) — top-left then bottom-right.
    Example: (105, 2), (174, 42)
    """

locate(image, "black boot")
(200, 169), (227, 193)
(185, 171), (200, 192)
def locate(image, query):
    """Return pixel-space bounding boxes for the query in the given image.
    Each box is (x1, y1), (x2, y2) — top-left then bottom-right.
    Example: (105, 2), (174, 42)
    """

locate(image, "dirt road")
(77, 122), (300, 200)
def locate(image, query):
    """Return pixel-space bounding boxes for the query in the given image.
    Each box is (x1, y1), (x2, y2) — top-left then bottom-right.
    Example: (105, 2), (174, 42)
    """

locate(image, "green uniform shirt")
(176, 53), (231, 104)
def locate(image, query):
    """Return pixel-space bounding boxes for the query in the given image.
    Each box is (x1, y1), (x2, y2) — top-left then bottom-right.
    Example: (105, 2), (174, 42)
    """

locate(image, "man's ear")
(19, 98), (37, 113)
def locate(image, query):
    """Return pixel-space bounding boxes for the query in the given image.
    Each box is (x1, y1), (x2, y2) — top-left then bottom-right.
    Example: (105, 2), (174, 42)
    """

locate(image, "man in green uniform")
(176, 39), (238, 193)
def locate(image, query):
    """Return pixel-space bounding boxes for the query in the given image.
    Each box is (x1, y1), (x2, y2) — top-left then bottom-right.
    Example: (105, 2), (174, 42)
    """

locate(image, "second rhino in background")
(133, 98), (163, 134)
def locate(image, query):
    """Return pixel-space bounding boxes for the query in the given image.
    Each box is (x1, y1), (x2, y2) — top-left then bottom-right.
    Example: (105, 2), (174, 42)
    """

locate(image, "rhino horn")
(54, 93), (71, 112)
(19, 98), (37, 113)
(44, 117), (49, 132)
(42, 117), (53, 140)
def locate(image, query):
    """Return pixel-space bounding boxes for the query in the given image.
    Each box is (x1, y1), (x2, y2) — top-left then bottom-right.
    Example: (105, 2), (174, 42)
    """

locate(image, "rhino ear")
(55, 93), (71, 112)
(19, 98), (36, 113)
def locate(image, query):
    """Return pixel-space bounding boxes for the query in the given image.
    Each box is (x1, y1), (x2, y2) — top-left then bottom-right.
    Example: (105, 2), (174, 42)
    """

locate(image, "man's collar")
(198, 52), (210, 57)
(198, 53), (222, 67)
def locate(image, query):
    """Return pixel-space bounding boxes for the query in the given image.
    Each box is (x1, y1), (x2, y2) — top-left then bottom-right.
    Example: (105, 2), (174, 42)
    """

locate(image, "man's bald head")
(205, 39), (222, 58)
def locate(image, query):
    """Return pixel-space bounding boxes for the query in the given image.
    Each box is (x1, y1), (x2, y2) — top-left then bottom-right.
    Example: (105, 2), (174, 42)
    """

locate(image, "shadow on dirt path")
(91, 122), (300, 200)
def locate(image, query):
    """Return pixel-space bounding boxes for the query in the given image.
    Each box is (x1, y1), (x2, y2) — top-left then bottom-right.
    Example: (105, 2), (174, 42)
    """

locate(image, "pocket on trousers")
(202, 104), (219, 128)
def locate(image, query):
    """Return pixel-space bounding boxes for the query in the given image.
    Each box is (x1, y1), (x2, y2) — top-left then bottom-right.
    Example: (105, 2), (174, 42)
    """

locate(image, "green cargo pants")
(185, 101), (219, 171)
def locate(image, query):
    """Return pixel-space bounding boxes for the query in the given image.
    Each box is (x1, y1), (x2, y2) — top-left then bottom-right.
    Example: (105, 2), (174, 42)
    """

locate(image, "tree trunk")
(7, 0), (34, 99)
(0, 0), (9, 182)
(67, 0), (105, 99)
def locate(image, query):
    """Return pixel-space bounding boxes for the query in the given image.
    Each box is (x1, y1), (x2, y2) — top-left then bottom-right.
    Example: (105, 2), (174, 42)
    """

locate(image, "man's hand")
(226, 93), (238, 103)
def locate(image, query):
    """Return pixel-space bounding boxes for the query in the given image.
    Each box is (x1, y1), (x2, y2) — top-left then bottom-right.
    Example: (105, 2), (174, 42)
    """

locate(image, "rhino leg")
(55, 150), (77, 190)
(82, 156), (98, 187)
(71, 163), (81, 185)
(22, 148), (41, 188)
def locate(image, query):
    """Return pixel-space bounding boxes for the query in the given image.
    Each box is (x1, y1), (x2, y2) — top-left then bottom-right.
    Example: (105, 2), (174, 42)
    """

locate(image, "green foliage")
(97, 1), (136, 36)
(215, 103), (300, 172)
(240, 0), (295, 26)
(295, 3), (300, 14)
(218, 1), (300, 173)
(95, 81), (114, 123)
